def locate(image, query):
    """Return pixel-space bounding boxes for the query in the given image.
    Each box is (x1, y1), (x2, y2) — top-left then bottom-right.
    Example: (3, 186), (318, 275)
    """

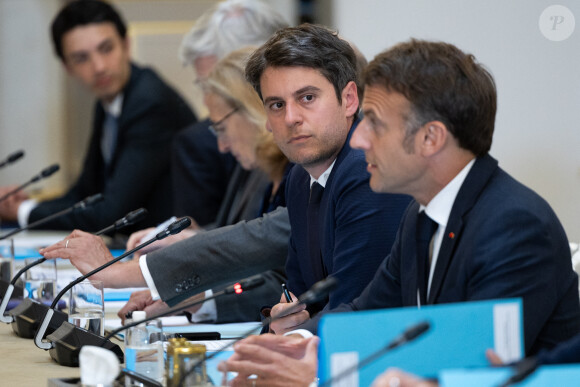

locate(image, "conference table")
(0, 321), (81, 385)
(0, 231), (253, 385)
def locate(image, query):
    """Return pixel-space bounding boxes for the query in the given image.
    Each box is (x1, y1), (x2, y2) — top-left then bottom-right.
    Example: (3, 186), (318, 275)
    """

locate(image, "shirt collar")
(103, 94), (124, 118)
(309, 159), (336, 188)
(420, 158), (476, 228)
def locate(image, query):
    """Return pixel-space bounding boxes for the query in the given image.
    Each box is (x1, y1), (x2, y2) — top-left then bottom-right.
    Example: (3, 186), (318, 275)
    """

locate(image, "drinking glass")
(0, 239), (15, 284)
(68, 280), (104, 336)
(24, 258), (57, 305)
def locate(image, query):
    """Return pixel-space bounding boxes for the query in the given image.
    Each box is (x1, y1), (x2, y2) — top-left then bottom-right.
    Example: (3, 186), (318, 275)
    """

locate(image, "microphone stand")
(0, 163), (59, 204)
(176, 276), (339, 387)
(0, 194), (105, 337)
(0, 192), (103, 240)
(33, 218), (191, 367)
(94, 274), (265, 387)
(0, 150), (24, 169)
(102, 274), (266, 343)
(0, 207), (147, 326)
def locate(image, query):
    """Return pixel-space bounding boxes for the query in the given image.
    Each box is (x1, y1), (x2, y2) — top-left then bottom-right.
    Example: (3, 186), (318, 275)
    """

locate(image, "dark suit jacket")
(537, 332), (580, 365)
(285, 120), (411, 314)
(210, 164), (269, 229)
(28, 64), (196, 233)
(306, 155), (580, 355)
(148, 206), (290, 307)
(171, 119), (236, 226)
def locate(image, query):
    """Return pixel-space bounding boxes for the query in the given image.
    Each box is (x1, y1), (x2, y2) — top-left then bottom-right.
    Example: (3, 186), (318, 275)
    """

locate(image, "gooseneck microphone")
(0, 150), (24, 169)
(176, 276), (339, 387)
(0, 207), (148, 325)
(0, 193), (103, 240)
(33, 217), (191, 366)
(95, 208), (148, 236)
(318, 320), (431, 387)
(103, 274), (266, 343)
(0, 193), (104, 337)
(0, 163), (59, 203)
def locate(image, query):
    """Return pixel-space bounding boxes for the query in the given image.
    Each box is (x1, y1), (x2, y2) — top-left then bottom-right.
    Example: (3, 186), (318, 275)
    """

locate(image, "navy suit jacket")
(28, 64), (196, 232)
(306, 155), (580, 355)
(285, 120), (411, 314)
(537, 332), (580, 365)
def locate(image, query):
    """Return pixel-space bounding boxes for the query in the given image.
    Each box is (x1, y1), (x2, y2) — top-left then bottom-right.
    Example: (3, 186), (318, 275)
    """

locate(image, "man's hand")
(118, 289), (169, 324)
(485, 349), (505, 366)
(40, 230), (112, 273)
(118, 290), (206, 324)
(0, 185), (27, 221)
(125, 227), (196, 259)
(218, 334), (319, 387)
(269, 291), (309, 335)
(39, 230), (127, 287)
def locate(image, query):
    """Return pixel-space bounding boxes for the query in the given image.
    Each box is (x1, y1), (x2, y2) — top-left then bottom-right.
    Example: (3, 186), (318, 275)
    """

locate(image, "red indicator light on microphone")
(234, 283), (243, 294)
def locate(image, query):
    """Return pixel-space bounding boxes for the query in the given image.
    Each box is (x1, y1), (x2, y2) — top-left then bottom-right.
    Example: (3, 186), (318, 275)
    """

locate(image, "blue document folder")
(439, 364), (580, 387)
(317, 299), (523, 386)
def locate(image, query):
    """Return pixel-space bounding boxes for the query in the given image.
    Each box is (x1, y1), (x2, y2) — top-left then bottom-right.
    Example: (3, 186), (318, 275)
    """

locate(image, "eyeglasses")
(208, 107), (239, 137)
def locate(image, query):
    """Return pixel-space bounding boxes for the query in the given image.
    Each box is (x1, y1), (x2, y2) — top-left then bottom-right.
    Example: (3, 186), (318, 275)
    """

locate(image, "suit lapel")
(427, 155), (499, 303)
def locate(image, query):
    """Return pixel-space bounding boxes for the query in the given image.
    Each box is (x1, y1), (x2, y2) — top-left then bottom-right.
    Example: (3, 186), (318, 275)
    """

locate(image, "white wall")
(0, 0), (298, 200)
(0, 0), (67, 195)
(330, 0), (580, 240)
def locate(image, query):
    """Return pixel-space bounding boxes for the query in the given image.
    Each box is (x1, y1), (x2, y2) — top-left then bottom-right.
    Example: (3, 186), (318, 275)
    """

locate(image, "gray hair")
(179, 0), (289, 66)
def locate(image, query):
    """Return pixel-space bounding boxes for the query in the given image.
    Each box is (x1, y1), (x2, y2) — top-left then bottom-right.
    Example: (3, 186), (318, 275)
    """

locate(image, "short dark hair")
(245, 23), (359, 105)
(365, 39), (496, 157)
(51, 0), (127, 61)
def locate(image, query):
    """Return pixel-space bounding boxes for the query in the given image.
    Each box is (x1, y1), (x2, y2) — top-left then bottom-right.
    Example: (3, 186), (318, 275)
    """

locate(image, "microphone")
(0, 150), (24, 169)
(33, 217), (191, 367)
(0, 163), (59, 203)
(318, 320), (431, 387)
(0, 193), (103, 240)
(102, 274), (267, 342)
(101, 274), (265, 387)
(298, 276), (338, 305)
(177, 276), (339, 387)
(497, 357), (538, 387)
(92, 208), (148, 237)
(0, 193), (104, 337)
(0, 207), (149, 332)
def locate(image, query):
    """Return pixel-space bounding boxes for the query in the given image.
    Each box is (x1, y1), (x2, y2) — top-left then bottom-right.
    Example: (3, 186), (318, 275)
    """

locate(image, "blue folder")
(317, 299), (523, 386)
(439, 364), (580, 387)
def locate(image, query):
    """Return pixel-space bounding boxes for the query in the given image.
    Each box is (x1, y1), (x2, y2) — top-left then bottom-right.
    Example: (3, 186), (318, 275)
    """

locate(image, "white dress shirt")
(420, 158), (475, 298)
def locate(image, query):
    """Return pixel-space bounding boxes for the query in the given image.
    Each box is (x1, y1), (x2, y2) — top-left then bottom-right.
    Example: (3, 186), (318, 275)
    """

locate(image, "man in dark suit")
(218, 39), (580, 385)
(41, 25), (411, 327)
(0, 0), (196, 232)
(244, 24), (411, 333)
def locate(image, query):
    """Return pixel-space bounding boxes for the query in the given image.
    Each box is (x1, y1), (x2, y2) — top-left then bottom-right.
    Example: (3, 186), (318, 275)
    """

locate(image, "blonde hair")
(205, 47), (288, 181)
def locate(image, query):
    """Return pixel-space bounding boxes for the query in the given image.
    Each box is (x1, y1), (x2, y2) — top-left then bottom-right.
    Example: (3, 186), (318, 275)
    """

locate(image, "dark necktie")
(101, 111), (118, 167)
(307, 182), (325, 281)
(416, 211), (438, 305)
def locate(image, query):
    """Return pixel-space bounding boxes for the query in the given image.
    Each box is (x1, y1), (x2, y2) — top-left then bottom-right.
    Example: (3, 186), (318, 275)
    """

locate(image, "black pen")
(282, 283), (294, 302)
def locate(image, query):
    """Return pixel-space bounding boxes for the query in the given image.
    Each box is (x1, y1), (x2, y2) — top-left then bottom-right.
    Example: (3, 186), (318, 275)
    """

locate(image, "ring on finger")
(65, 239), (70, 249)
